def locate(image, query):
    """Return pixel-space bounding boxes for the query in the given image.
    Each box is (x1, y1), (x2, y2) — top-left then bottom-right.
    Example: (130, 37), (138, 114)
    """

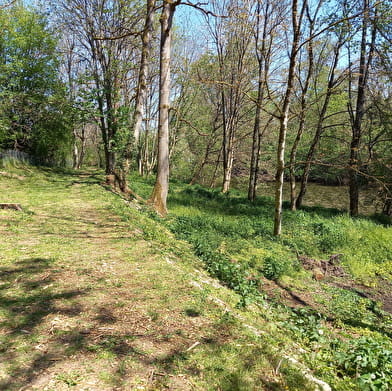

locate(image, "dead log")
(0, 203), (22, 211)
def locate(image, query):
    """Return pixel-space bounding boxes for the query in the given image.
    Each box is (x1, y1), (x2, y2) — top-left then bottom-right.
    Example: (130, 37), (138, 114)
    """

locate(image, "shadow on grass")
(169, 186), (350, 221)
(170, 185), (385, 227)
(147, 329), (314, 391)
(0, 259), (316, 390)
(36, 167), (103, 186)
(0, 258), (87, 391)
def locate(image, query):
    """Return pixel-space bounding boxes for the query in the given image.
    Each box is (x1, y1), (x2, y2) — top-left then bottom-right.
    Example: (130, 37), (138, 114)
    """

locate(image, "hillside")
(0, 167), (391, 390)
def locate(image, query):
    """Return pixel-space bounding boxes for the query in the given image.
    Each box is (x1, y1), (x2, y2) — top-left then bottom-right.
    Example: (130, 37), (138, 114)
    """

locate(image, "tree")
(133, 0), (156, 175)
(53, 0), (143, 177)
(149, 0), (180, 216)
(0, 4), (71, 164)
(203, 0), (254, 194)
(273, 0), (307, 236)
(347, 0), (378, 216)
(295, 30), (347, 209)
(287, 5), (315, 210)
(116, 0), (157, 193)
(248, 0), (287, 202)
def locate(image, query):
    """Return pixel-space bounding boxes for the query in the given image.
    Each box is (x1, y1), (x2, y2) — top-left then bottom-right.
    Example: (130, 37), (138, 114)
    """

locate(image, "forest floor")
(0, 167), (391, 390)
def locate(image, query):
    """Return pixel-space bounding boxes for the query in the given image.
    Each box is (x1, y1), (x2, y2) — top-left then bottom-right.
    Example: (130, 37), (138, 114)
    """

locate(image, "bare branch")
(93, 29), (142, 41)
(296, 4), (381, 54)
(0, 0), (16, 9)
(181, 1), (228, 18)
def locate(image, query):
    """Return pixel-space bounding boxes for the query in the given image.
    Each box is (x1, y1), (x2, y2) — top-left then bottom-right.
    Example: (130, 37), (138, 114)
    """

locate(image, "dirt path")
(0, 172), (221, 390)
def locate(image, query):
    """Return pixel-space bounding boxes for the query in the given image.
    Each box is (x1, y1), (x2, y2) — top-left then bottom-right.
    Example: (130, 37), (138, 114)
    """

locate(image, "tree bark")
(289, 28), (313, 210)
(222, 132), (235, 193)
(295, 39), (342, 209)
(133, 0), (156, 175)
(348, 0), (376, 216)
(248, 0), (269, 202)
(274, 0), (305, 236)
(149, 0), (177, 216)
(248, 80), (262, 202)
(72, 129), (79, 169)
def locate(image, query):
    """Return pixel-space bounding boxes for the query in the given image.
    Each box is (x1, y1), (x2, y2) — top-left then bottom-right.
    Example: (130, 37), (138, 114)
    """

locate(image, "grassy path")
(0, 169), (235, 390)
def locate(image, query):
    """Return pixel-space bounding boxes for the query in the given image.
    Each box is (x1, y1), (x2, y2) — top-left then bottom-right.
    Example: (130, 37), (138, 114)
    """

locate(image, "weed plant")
(154, 181), (391, 390)
(92, 173), (392, 389)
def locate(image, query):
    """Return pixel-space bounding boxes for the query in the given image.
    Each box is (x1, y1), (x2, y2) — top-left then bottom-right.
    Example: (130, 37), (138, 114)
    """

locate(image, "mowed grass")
(0, 166), (325, 391)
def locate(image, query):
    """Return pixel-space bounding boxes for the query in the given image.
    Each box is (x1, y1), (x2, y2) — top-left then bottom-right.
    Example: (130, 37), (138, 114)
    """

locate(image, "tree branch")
(181, 1), (228, 18)
(0, 0), (15, 9)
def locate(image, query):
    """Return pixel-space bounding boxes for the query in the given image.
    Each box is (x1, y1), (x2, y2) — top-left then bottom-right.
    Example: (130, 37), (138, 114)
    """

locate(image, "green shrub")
(193, 236), (261, 306)
(312, 221), (347, 252)
(334, 336), (392, 390)
(285, 308), (326, 344)
(262, 255), (293, 281)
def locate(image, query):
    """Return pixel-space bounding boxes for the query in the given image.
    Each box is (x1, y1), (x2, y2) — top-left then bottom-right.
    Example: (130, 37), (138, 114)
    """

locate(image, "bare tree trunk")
(248, 65), (264, 201)
(289, 29), (313, 210)
(72, 129), (79, 169)
(133, 0), (156, 175)
(220, 69), (229, 192)
(222, 132), (235, 193)
(114, 0), (156, 194)
(348, 0), (376, 216)
(289, 112), (305, 210)
(296, 40), (341, 209)
(77, 126), (86, 169)
(205, 1), (252, 194)
(248, 0), (268, 202)
(149, 0), (177, 216)
(274, 0), (305, 236)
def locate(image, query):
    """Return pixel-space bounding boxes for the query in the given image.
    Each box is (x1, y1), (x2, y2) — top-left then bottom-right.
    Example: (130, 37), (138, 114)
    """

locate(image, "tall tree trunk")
(222, 132), (235, 193)
(289, 112), (305, 210)
(295, 39), (342, 209)
(105, 77), (119, 181)
(248, 0), (268, 202)
(249, 64), (264, 201)
(348, 0), (376, 216)
(289, 31), (313, 210)
(133, 0), (156, 175)
(149, 0), (176, 216)
(220, 73), (229, 192)
(77, 126), (86, 169)
(115, 0), (156, 194)
(274, 0), (305, 236)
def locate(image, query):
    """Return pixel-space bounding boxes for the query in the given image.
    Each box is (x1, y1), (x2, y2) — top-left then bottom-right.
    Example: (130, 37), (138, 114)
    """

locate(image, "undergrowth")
(155, 181), (392, 390)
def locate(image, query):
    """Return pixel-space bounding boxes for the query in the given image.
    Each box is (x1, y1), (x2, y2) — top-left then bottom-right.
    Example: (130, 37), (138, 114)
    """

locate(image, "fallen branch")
(0, 203), (22, 211)
(0, 171), (26, 180)
(186, 341), (201, 351)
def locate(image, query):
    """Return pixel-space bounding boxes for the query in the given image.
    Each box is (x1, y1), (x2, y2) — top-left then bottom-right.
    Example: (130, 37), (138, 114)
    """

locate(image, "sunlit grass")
(1, 165), (391, 390)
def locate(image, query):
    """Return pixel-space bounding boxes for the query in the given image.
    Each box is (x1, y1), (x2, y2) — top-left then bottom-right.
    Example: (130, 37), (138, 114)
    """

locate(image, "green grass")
(1, 165), (392, 390)
(0, 165), (320, 390)
(127, 173), (392, 390)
